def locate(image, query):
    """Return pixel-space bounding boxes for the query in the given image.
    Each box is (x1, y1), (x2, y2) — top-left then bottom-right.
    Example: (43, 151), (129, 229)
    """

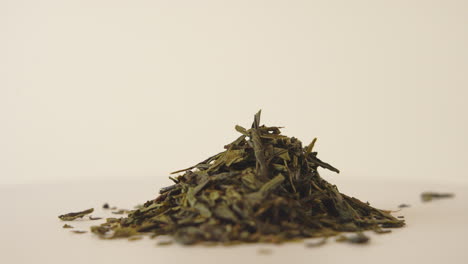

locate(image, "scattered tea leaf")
(398, 204), (410, 208)
(89, 216), (103, 220)
(305, 237), (328, 248)
(336, 233), (370, 244)
(156, 240), (173, 246)
(421, 192), (454, 202)
(62, 224), (73, 229)
(58, 208), (94, 221)
(71, 230), (87, 234)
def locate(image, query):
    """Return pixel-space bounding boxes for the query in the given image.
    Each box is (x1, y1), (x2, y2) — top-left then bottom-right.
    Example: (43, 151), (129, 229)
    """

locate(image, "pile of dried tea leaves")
(89, 111), (404, 244)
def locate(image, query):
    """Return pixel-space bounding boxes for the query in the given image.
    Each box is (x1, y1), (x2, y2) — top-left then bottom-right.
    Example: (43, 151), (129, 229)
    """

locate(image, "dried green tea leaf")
(106, 218), (120, 223)
(110, 227), (139, 238)
(112, 209), (128, 215)
(235, 125), (249, 136)
(259, 173), (285, 193)
(336, 233), (370, 244)
(160, 184), (178, 194)
(58, 208), (94, 221)
(71, 230), (87, 234)
(305, 237), (328, 248)
(349, 233), (370, 244)
(398, 204), (410, 208)
(213, 204), (238, 222)
(336, 232), (370, 244)
(62, 224), (73, 229)
(156, 240), (173, 246)
(89, 216), (102, 220)
(373, 228), (392, 234)
(421, 192), (454, 202)
(305, 138), (317, 154)
(103, 203), (110, 209)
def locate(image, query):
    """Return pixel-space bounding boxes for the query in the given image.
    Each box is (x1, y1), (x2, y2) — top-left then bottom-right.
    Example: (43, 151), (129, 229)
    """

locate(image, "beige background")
(1, 0), (468, 185)
(1, 2), (468, 263)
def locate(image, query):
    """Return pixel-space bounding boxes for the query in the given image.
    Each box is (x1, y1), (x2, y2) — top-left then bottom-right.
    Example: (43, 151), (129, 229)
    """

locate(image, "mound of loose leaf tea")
(90, 111), (404, 244)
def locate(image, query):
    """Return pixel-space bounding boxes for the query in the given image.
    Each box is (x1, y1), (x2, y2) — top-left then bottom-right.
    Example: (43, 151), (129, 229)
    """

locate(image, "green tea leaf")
(71, 230), (87, 234)
(58, 208), (94, 221)
(421, 192), (454, 202)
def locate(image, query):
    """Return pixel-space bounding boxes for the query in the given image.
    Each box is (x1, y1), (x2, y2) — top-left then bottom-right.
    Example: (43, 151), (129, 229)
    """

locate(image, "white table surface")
(2, 177), (467, 264)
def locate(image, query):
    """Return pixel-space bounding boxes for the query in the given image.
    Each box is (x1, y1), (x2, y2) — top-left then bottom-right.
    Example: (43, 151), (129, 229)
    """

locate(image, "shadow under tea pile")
(91, 111), (404, 244)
